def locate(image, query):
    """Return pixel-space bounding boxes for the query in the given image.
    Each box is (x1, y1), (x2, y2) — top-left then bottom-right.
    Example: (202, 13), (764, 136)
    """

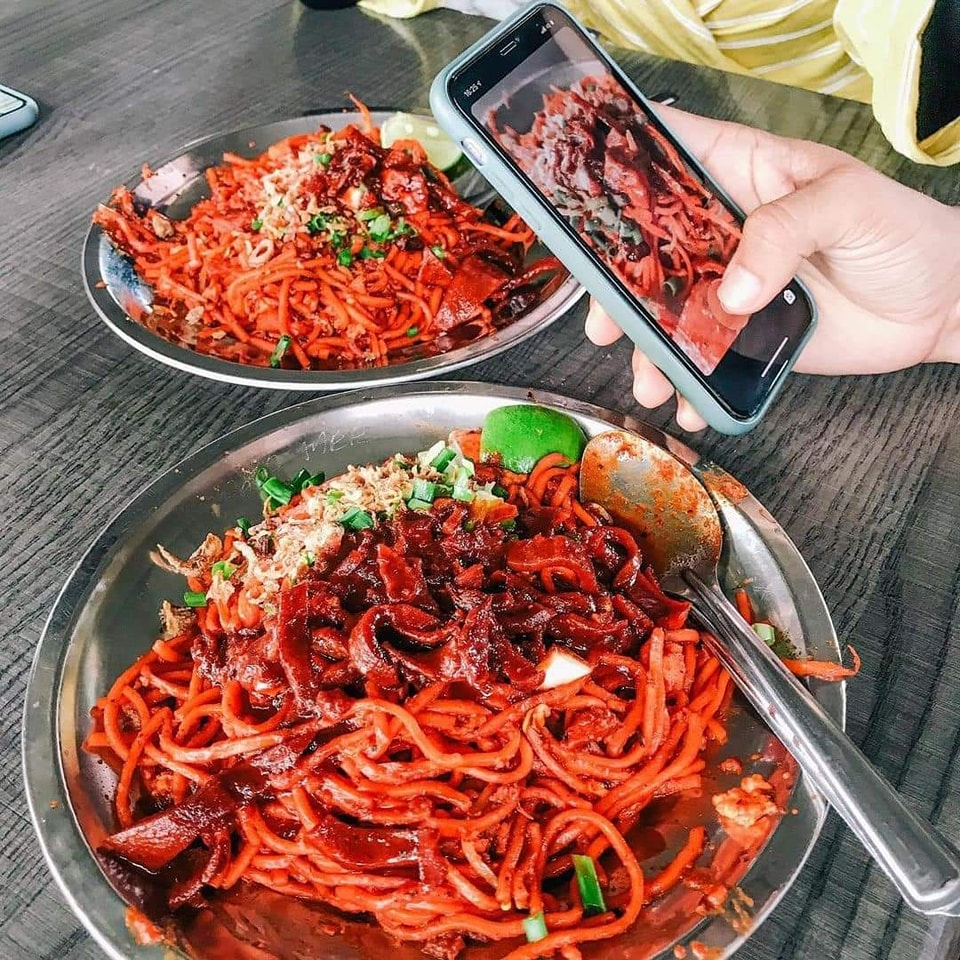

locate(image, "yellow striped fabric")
(358, 0), (958, 164)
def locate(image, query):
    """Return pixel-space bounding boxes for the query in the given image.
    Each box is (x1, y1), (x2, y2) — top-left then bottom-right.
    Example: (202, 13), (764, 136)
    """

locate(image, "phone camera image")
(477, 58), (746, 376)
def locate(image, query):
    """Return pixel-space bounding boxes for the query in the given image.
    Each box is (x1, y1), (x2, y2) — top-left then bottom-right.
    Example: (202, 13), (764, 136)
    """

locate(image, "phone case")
(429, 0), (817, 435)
(0, 84), (39, 140)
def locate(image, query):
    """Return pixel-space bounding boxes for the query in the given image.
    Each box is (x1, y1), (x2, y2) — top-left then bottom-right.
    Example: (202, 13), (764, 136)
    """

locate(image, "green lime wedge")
(480, 405), (587, 475)
(380, 111), (464, 173)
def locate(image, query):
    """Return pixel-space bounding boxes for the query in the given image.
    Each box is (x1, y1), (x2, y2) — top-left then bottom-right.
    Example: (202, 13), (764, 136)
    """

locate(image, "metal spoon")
(579, 428), (960, 917)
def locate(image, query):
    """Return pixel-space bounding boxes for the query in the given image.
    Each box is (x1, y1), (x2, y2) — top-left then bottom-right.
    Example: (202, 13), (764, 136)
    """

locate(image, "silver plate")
(81, 112), (585, 390)
(24, 382), (843, 959)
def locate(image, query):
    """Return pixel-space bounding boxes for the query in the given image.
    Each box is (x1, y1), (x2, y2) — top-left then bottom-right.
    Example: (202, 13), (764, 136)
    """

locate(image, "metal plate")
(81, 112), (585, 390)
(24, 382), (843, 960)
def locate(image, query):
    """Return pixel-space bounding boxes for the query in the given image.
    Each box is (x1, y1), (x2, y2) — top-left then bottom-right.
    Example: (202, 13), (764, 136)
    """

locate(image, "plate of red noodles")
(25, 383), (848, 960)
(82, 107), (583, 390)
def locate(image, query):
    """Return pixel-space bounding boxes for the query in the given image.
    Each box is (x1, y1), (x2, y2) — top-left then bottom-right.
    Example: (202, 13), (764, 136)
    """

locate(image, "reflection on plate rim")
(80, 111), (586, 390)
(23, 381), (843, 960)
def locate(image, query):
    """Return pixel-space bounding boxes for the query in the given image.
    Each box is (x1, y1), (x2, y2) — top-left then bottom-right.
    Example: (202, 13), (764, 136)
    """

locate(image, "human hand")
(585, 105), (960, 431)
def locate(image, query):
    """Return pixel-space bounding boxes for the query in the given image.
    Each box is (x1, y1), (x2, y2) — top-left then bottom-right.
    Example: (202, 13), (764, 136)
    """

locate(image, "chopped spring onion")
(463, 519), (477, 532)
(211, 560), (236, 580)
(571, 854), (607, 915)
(491, 483), (509, 500)
(434, 483), (454, 498)
(289, 468), (311, 491)
(410, 478), (437, 503)
(523, 912), (548, 943)
(663, 276), (684, 297)
(183, 590), (207, 608)
(340, 507), (375, 531)
(359, 246), (385, 260)
(251, 217), (263, 231)
(407, 497), (433, 511)
(269, 335), (292, 368)
(753, 622), (778, 646)
(431, 244), (446, 259)
(236, 517), (251, 537)
(501, 518), (517, 531)
(430, 446), (457, 471)
(306, 213), (327, 234)
(357, 207), (385, 221)
(406, 326), (419, 337)
(330, 231), (346, 249)
(326, 489), (344, 504)
(315, 152), (332, 166)
(261, 475), (294, 505)
(452, 485), (475, 503)
(337, 248), (354, 267)
(301, 550), (316, 567)
(367, 213), (392, 240)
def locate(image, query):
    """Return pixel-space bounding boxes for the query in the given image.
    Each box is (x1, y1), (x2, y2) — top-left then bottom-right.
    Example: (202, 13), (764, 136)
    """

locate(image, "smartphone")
(430, 2), (817, 434)
(0, 84), (38, 141)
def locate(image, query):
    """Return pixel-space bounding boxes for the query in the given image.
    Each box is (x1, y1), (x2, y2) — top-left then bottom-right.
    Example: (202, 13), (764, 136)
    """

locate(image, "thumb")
(717, 172), (854, 315)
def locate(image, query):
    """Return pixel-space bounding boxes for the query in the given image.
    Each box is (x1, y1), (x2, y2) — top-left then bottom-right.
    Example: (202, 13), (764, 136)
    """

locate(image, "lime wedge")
(380, 111), (464, 173)
(480, 405), (587, 475)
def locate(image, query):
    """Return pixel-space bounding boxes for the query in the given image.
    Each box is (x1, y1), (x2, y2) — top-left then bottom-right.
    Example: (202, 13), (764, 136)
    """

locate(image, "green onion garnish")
(410, 478), (437, 503)
(571, 855), (606, 915)
(430, 447), (457, 471)
(269, 335), (292, 368)
(183, 590), (207, 608)
(430, 244), (446, 259)
(491, 483), (509, 499)
(367, 213), (392, 240)
(523, 912), (548, 943)
(358, 207), (385, 221)
(315, 152), (332, 166)
(306, 213), (327, 234)
(251, 218), (263, 231)
(330, 231), (346, 250)
(393, 217), (416, 237)
(261, 475), (294, 505)
(236, 517), (251, 537)
(406, 497), (433, 512)
(433, 483), (454, 499)
(359, 247), (385, 260)
(337, 248), (354, 267)
(304, 472), (325, 489)
(501, 518), (517, 531)
(452, 485), (475, 503)
(753, 622), (778, 646)
(406, 326), (419, 337)
(301, 550), (316, 566)
(326, 489), (344, 504)
(211, 560), (235, 580)
(463, 519), (477, 532)
(340, 507), (375, 531)
(289, 468), (312, 492)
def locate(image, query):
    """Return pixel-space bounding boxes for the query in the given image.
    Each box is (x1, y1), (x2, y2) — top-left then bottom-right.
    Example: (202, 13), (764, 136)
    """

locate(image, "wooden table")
(1, 2), (958, 958)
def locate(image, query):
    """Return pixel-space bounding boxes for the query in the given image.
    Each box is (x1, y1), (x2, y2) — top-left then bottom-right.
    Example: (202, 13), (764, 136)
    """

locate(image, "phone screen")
(449, 4), (816, 419)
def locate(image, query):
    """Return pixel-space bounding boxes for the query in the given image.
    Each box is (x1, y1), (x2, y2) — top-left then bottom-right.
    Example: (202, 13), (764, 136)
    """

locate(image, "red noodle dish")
(85, 408), (856, 959)
(488, 74), (746, 375)
(92, 103), (565, 371)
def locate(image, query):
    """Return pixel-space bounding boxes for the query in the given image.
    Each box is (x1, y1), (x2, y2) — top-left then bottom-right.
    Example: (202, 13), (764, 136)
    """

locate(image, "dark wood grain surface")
(1, 2), (959, 958)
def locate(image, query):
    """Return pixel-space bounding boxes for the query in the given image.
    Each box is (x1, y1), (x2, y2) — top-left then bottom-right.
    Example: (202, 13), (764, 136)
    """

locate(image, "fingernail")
(718, 266), (762, 313)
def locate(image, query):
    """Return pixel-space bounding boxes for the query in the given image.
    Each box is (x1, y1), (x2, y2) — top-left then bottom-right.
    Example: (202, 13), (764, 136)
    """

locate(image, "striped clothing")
(357, 0), (960, 165)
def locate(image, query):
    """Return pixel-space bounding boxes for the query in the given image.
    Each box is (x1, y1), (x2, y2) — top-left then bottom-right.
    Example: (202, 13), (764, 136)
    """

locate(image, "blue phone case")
(430, 1), (817, 435)
(0, 84), (39, 140)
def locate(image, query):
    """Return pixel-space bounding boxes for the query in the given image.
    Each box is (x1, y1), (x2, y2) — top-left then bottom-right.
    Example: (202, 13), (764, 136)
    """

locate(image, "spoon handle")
(683, 569), (960, 917)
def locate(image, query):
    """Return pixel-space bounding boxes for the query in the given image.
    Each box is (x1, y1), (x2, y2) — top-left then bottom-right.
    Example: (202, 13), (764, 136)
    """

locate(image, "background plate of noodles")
(82, 111), (584, 390)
